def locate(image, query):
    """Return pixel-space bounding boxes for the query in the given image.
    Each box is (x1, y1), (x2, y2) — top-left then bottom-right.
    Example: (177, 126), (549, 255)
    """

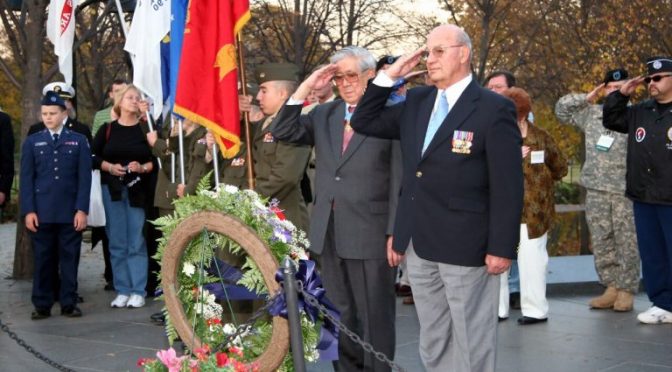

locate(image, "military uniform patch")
(635, 127), (646, 143)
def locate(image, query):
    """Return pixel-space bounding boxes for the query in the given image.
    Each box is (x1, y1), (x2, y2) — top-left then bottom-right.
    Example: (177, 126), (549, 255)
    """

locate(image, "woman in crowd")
(499, 87), (568, 324)
(92, 84), (154, 309)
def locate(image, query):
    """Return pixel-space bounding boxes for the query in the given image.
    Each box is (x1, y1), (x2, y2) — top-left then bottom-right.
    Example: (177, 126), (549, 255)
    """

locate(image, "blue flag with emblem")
(169, 0), (189, 115)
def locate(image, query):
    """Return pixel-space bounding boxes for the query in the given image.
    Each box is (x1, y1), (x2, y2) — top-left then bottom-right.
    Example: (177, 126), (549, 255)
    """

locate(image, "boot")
(613, 290), (634, 312)
(589, 286), (618, 309)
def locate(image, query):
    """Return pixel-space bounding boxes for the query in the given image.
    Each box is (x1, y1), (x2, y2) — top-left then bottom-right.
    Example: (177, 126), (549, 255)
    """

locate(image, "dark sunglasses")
(644, 74), (672, 84)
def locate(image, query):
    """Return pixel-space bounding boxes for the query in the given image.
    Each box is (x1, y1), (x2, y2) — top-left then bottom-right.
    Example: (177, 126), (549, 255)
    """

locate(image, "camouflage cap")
(255, 63), (300, 84)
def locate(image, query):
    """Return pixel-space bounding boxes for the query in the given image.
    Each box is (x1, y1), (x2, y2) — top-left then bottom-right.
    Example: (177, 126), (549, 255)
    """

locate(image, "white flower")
(182, 262), (196, 277)
(223, 323), (236, 335)
(223, 184), (239, 194)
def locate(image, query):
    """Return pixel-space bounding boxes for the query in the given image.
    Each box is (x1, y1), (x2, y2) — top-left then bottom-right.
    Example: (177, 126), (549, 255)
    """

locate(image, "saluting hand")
(293, 64), (339, 102)
(74, 210), (87, 231)
(619, 76), (645, 96)
(383, 47), (425, 81)
(586, 83), (605, 104)
(25, 212), (39, 232)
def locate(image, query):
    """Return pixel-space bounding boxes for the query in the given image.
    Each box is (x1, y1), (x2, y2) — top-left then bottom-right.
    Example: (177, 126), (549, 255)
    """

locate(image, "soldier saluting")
(21, 91), (92, 320)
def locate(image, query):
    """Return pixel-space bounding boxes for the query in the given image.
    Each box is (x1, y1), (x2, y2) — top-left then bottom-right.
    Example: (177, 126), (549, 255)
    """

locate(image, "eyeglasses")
(644, 74), (672, 84)
(422, 44), (463, 60)
(332, 72), (363, 86)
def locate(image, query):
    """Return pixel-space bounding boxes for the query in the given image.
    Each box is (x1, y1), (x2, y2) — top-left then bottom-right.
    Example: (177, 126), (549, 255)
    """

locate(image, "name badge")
(263, 132), (274, 143)
(530, 150), (545, 164)
(596, 134), (615, 152)
(34, 141), (48, 147)
(451, 130), (474, 154)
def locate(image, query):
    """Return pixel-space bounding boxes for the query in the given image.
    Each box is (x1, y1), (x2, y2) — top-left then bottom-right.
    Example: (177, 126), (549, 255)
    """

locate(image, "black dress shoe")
(395, 284), (412, 297)
(77, 295), (84, 303)
(31, 308), (51, 320)
(150, 312), (166, 324)
(498, 316), (508, 322)
(517, 316), (547, 325)
(510, 292), (521, 310)
(104, 282), (114, 291)
(61, 306), (83, 318)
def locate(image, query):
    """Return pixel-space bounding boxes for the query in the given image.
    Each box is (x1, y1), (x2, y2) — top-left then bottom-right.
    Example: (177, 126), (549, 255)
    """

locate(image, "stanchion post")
(282, 257), (306, 372)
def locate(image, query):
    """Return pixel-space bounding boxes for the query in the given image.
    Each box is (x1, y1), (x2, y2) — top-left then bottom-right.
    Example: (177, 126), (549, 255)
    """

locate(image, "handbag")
(87, 169), (106, 226)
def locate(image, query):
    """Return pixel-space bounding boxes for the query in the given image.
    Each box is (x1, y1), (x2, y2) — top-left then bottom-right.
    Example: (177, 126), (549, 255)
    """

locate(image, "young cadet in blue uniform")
(20, 92), (92, 320)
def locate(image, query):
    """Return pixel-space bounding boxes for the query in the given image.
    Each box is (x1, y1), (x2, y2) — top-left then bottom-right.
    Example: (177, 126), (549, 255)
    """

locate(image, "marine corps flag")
(173, 0), (250, 158)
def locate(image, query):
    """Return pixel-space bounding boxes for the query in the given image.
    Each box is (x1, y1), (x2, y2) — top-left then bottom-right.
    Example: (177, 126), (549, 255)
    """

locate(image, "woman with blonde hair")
(92, 84), (154, 309)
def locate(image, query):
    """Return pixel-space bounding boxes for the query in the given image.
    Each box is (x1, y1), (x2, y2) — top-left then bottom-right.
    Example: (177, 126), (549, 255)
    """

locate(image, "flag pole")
(113, 0), (128, 38)
(177, 119), (186, 184)
(236, 33), (255, 191)
(212, 143), (220, 190)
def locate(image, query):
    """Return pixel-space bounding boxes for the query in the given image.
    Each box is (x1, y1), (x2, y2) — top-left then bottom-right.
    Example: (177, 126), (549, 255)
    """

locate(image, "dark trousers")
(92, 226), (112, 283)
(318, 213), (397, 372)
(31, 223), (82, 310)
(633, 201), (672, 311)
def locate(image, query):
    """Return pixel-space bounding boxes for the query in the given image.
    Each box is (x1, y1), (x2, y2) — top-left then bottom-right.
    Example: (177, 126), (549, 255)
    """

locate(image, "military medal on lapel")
(452, 130), (474, 154)
(263, 132), (275, 143)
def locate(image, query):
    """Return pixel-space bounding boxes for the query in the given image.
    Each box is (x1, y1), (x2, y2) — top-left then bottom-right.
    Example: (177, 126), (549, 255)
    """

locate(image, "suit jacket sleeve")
(387, 140), (402, 234)
(0, 114), (14, 198)
(19, 137), (36, 216)
(486, 100), (524, 259)
(76, 137), (92, 213)
(271, 103), (315, 146)
(602, 91), (630, 134)
(350, 84), (402, 140)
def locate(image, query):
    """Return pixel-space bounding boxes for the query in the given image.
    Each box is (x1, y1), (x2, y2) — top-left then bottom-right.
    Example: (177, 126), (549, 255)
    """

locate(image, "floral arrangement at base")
(143, 179), (323, 371)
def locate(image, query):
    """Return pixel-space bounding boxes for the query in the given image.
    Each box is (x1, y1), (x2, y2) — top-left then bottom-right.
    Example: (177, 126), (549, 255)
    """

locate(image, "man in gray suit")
(272, 46), (402, 371)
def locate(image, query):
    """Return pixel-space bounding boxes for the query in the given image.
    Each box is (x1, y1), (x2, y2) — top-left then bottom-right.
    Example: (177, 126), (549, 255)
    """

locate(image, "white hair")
(329, 46), (377, 72)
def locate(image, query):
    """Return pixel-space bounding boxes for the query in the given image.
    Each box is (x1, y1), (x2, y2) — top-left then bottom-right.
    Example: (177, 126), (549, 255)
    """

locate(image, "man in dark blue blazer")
(350, 25), (524, 371)
(20, 92), (91, 319)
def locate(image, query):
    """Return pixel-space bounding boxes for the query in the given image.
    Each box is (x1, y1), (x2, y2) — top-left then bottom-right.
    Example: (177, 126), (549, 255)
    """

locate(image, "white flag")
(47, 0), (78, 86)
(124, 0), (171, 120)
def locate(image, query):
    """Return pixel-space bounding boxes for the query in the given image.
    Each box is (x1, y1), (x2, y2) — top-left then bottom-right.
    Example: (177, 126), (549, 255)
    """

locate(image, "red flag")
(174, 0), (250, 158)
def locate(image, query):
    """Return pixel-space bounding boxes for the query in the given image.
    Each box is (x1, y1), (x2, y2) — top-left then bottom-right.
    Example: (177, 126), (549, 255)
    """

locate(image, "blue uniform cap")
(41, 91), (67, 109)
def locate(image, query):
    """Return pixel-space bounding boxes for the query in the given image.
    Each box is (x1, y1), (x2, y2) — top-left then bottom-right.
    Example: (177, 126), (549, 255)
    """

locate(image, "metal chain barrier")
(0, 316), (78, 372)
(298, 282), (406, 372)
(212, 290), (282, 352)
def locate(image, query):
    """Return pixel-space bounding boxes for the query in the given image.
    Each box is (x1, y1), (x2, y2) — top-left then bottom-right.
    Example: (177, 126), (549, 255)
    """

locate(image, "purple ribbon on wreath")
(268, 259), (340, 361)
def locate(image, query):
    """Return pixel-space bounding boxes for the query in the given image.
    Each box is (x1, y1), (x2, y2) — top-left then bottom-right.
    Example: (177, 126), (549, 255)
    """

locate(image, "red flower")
(216, 352), (229, 367)
(194, 344), (210, 361)
(229, 346), (244, 358)
(136, 357), (151, 367)
(270, 206), (286, 220)
(206, 318), (222, 326)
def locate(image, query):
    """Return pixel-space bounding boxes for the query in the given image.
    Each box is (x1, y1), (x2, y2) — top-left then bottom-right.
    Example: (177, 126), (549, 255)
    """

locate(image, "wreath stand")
(160, 210), (290, 371)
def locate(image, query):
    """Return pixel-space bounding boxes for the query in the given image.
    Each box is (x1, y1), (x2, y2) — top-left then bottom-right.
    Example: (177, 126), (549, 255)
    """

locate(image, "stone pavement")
(1, 222), (671, 372)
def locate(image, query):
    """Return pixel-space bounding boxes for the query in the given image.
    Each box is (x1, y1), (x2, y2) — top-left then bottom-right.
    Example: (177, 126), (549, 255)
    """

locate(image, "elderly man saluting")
(350, 24), (524, 372)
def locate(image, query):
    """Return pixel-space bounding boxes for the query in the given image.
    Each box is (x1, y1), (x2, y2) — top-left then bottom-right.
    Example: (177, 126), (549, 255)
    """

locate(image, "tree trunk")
(12, 0), (48, 280)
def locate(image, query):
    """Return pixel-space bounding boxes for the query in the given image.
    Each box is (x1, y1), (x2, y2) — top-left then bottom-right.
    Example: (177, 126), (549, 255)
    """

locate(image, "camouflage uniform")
(555, 93), (639, 293)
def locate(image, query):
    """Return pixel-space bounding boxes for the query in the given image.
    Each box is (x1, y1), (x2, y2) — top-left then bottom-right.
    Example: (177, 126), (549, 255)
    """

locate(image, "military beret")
(255, 63), (300, 84)
(603, 68), (628, 84)
(41, 91), (67, 109)
(646, 56), (672, 75)
(376, 55), (399, 72)
(42, 82), (75, 99)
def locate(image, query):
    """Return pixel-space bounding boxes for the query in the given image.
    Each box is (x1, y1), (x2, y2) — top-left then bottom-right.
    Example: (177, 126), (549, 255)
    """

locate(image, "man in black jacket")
(603, 56), (672, 324)
(0, 108), (14, 220)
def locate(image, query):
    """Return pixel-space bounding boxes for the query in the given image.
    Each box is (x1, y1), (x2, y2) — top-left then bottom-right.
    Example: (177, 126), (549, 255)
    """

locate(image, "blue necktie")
(422, 91), (448, 154)
(53, 133), (59, 143)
